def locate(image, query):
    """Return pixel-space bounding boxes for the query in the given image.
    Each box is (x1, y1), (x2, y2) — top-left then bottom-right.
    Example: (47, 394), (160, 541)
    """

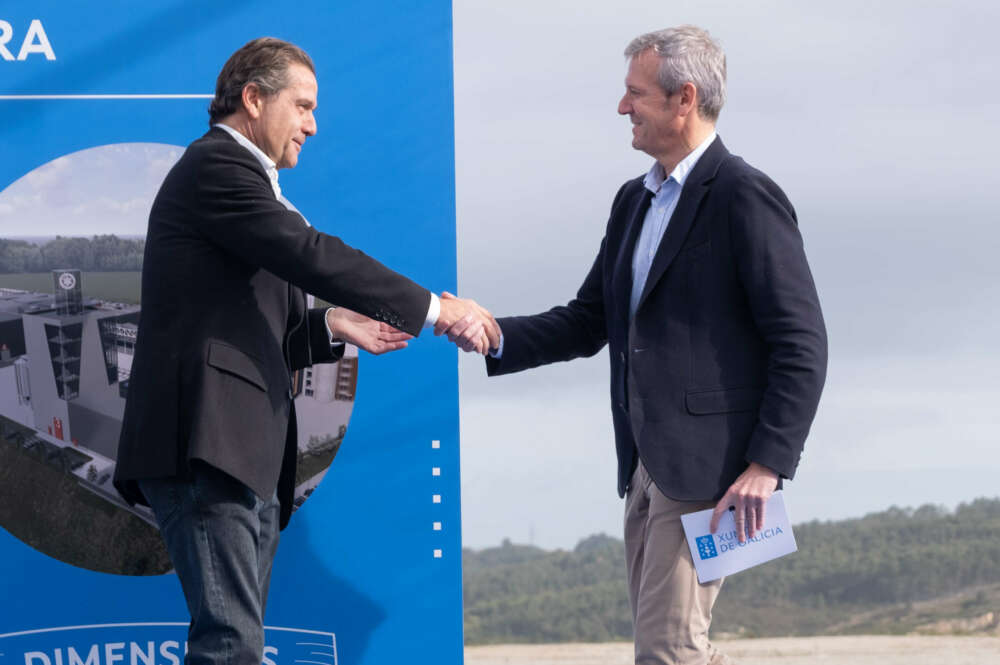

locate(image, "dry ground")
(465, 635), (1000, 665)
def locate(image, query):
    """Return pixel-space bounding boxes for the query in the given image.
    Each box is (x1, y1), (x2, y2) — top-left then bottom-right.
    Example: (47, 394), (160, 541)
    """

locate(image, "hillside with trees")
(463, 499), (1000, 643)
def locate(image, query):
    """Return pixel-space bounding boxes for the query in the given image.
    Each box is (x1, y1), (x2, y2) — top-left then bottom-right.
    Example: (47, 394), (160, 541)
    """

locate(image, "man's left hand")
(326, 307), (412, 355)
(709, 462), (779, 543)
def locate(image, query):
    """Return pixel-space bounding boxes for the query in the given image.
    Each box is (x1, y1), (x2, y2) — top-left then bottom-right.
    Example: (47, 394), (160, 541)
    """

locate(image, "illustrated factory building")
(0, 270), (139, 461)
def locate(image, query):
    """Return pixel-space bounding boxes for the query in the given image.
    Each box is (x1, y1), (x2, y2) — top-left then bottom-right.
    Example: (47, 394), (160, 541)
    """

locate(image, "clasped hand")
(434, 291), (501, 355)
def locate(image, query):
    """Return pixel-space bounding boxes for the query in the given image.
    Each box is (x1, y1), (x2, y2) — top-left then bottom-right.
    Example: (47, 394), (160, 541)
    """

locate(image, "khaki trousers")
(624, 459), (733, 665)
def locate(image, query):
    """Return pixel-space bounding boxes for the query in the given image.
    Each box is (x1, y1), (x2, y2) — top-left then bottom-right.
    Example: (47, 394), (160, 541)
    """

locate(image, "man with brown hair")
(115, 37), (496, 664)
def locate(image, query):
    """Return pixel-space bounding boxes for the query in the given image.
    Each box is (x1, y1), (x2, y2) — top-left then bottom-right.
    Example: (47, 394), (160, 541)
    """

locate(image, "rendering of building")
(0, 269), (358, 573)
(0, 269), (359, 512)
(0, 270), (141, 508)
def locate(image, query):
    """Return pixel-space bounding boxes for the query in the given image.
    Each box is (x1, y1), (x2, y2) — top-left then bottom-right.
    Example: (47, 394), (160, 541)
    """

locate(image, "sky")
(452, 0), (1000, 549)
(0, 143), (180, 237)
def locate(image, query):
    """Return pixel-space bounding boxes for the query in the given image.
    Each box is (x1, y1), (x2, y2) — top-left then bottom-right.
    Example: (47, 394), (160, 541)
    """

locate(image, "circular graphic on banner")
(0, 144), (355, 575)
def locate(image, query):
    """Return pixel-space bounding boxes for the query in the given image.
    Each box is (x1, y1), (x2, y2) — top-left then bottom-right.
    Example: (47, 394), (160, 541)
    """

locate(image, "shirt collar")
(643, 131), (717, 195)
(213, 123), (281, 198)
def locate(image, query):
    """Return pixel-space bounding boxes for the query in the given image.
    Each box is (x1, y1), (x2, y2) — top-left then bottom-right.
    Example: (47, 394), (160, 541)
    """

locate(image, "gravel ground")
(465, 635), (1000, 665)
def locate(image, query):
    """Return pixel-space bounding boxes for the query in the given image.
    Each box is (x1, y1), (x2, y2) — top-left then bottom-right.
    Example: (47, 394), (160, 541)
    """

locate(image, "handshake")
(326, 292), (500, 356)
(433, 291), (501, 355)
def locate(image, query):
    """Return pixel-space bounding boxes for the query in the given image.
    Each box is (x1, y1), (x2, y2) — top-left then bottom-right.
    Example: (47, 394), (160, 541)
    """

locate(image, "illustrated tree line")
(463, 498), (1000, 643)
(0, 236), (144, 273)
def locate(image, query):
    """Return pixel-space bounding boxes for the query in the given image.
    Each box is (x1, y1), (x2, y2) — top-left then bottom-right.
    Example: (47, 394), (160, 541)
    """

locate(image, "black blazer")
(487, 137), (827, 501)
(114, 128), (431, 528)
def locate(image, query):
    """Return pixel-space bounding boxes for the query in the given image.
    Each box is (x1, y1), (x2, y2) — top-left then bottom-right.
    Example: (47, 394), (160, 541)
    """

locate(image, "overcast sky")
(453, 0), (1000, 549)
(0, 143), (179, 237)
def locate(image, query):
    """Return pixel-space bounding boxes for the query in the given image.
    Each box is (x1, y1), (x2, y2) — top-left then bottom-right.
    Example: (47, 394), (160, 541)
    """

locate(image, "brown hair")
(208, 37), (315, 125)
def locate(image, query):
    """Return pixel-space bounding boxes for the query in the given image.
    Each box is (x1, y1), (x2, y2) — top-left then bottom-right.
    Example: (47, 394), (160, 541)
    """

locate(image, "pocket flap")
(685, 387), (762, 415)
(207, 342), (267, 392)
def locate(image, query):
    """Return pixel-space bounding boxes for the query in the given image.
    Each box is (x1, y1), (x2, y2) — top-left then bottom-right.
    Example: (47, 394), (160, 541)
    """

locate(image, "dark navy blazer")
(487, 137), (828, 500)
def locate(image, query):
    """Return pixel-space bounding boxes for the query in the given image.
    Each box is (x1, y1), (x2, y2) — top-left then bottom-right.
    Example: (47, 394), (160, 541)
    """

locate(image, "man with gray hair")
(463, 24), (827, 664)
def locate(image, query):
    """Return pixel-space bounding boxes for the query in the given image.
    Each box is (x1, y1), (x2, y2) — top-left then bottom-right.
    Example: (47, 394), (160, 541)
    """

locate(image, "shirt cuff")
(489, 332), (504, 358)
(324, 307), (346, 347)
(424, 292), (440, 329)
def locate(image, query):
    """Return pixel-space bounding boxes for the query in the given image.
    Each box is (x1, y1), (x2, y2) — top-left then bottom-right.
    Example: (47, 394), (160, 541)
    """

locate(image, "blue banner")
(0, 2), (463, 664)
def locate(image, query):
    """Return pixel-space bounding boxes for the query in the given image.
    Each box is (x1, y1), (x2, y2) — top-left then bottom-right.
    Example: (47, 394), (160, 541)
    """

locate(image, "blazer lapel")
(634, 136), (730, 313)
(612, 187), (654, 324)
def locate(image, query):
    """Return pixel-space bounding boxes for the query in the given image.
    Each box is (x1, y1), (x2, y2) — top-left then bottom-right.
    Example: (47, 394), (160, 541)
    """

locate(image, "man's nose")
(304, 112), (317, 136)
(617, 95), (630, 115)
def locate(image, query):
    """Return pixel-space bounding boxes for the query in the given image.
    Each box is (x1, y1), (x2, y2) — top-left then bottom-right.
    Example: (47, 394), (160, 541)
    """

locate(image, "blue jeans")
(140, 461), (281, 665)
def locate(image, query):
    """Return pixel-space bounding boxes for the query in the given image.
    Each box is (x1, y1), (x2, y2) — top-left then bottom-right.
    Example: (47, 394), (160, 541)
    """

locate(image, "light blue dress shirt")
(629, 131), (716, 319)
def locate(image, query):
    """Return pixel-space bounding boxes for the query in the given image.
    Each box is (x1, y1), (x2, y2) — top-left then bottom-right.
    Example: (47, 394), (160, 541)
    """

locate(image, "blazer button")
(619, 352), (625, 363)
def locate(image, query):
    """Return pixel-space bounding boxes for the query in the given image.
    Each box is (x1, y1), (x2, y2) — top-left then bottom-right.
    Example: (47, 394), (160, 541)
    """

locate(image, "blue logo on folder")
(696, 535), (718, 560)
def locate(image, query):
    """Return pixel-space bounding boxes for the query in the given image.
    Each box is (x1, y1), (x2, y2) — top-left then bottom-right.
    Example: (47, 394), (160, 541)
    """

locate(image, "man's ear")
(242, 83), (263, 120)
(677, 81), (698, 118)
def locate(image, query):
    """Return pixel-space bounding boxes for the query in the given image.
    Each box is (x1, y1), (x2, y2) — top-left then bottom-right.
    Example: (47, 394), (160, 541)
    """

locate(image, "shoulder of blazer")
(711, 144), (794, 217)
(708, 136), (787, 191)
(182, 127), (272, 187)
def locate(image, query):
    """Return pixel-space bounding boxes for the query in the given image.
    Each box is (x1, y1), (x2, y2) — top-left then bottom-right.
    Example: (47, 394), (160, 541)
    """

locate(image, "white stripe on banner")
(0, 623), (337, 639)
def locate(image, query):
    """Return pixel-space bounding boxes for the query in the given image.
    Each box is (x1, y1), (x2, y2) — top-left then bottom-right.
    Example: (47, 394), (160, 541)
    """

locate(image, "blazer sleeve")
(191, 141), (431, 336)
(728, 170), (828, 479)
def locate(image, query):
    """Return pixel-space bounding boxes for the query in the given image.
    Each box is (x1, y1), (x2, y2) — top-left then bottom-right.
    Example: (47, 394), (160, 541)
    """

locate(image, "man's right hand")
(435, 292), (501, 355)
(709, 462), (779, 543)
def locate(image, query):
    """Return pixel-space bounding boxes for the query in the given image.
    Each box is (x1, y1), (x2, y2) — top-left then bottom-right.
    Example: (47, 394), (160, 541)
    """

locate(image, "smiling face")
(617, 48), (683, 162)
(248, 62), (318, 169)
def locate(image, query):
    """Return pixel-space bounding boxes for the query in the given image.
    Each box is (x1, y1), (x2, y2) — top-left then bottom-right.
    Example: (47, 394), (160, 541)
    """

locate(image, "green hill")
(463, 499), (1000, 643)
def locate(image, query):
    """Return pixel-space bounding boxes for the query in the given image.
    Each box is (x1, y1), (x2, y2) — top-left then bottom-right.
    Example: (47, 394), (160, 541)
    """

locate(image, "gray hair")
(208, 37), (315, 125)
(624, 25), (726, 122)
